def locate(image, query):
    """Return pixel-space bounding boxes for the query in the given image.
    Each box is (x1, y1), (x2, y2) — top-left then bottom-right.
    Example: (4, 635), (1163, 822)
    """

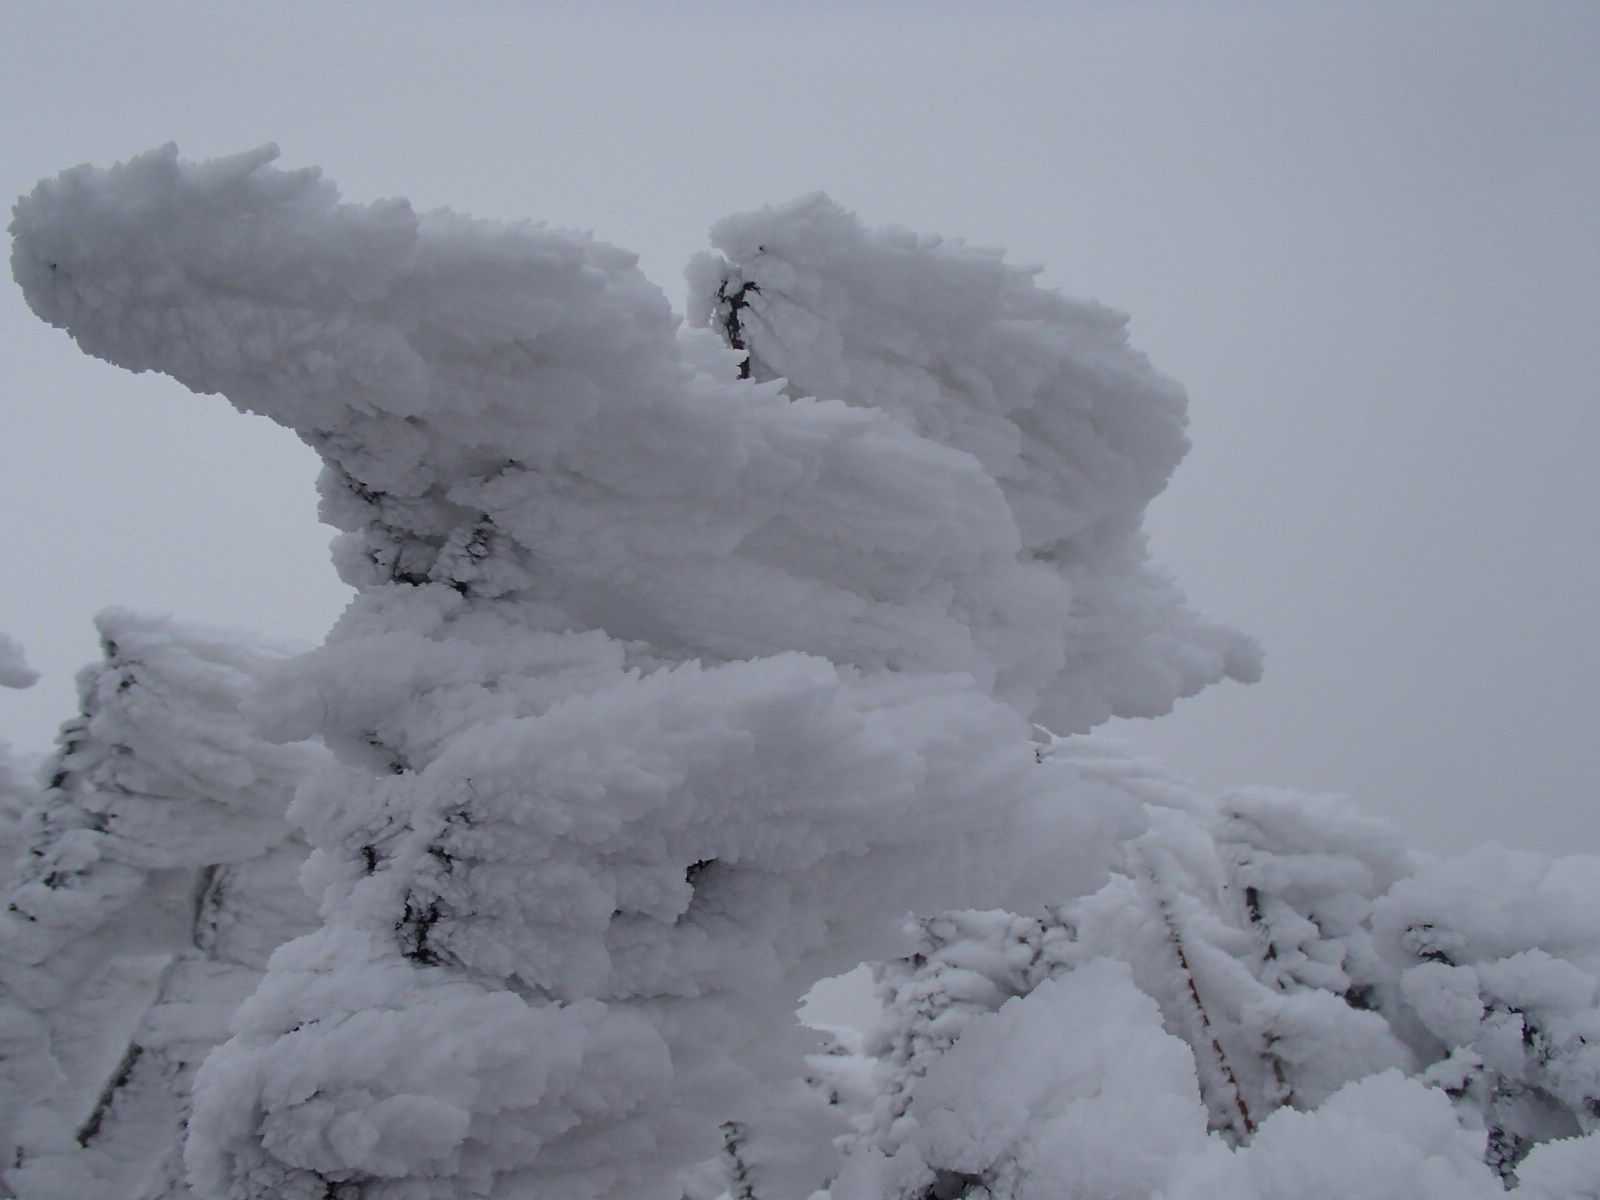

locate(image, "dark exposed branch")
(720, 1120), (758, 1200)
(715, 279), (760, 380)
(76, 1042), (143, 1147)
(396, 893), (445, 965)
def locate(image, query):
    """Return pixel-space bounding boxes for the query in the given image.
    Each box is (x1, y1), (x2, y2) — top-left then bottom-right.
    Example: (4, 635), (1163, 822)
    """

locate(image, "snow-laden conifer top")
(11, 143), (1257, 734)
(7, 144), (1271, 1200)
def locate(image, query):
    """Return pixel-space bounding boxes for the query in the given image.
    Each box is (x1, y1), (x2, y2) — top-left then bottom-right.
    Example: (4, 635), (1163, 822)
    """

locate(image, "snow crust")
(867, 959), (1210, 1200)
(12, 145), (1256, 731)
(690, 195), (1260, 731)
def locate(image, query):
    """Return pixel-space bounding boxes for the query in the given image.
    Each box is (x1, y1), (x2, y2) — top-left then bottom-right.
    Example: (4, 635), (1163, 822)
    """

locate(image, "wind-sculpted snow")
(811, 738), (1600, 1199)
(11, 145), (1600, 1200)
(690, 198), (1261, 730)
(13, 144), (1256, 730)
(10, 144), (1253, 1198)
(1375, 847), (1600, 1182)
(0, 611), (322, 1199)
(0, 633), (39, 691)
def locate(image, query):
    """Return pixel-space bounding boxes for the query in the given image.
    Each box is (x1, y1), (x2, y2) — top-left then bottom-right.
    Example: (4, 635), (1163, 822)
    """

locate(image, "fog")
(3, 0), (1595, 852)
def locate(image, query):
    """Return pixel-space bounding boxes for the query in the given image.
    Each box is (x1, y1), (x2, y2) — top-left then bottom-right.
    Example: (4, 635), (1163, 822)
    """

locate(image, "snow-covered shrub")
(827, 738), (1599, 1197)
(1376, 846), (1600, 1184)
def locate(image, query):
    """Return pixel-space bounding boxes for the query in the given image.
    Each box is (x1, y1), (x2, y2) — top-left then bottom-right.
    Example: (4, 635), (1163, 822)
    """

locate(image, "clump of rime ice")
(11, 144), (1253, 1199)
(1376, 847), (1600, 1184)
(816, 736), (1600, 1198)
(0, 611), (321, 1200)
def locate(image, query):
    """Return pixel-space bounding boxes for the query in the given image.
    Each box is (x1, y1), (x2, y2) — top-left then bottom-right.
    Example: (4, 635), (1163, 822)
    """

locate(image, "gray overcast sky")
(2, 1), (1596, 854)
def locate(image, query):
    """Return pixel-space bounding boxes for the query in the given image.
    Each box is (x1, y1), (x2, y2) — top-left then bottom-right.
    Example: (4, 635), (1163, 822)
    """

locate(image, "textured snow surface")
(11, 145), (1597, 1200)
(10, 144), (1253, 1199)
(879, 959), (1210, 1200)
(12, 145), (1257, 732)
(690, 194), (1261, 731)
(1161, 1071), (1508, 1200)
(810, 738), (1600, 1199)
(0, 611), (321, 1199)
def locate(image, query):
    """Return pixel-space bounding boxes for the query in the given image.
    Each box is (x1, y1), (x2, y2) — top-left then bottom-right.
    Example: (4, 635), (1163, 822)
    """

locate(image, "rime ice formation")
(690, 199), (1260, 732)
(15, 144), (1594, 1200)
(0, 611), (322, 1200)
(810, 736), (1600, 1199)
(0, 633), (39, 691)
(10, 144), (1253, 1199)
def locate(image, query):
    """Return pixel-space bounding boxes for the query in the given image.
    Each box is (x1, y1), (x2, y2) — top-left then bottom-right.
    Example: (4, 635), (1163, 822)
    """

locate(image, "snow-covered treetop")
(11, 143), (1256, 735)
(9, 144), (1263, 1200)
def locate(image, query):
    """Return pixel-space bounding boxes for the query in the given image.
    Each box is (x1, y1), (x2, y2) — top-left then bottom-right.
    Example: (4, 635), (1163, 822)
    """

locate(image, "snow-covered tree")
(1376, 847), (1600, 1185)
(11, 144), (1597, 1200)
(0, 611), (321, 1199)
(11, 145), (1256, 1200)
(821, 738), (1599, 1198)
(686, 195), (1260, 734)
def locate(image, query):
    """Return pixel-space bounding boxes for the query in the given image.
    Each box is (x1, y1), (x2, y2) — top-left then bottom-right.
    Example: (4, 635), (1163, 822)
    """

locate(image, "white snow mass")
(6, 144), (1596, 1200)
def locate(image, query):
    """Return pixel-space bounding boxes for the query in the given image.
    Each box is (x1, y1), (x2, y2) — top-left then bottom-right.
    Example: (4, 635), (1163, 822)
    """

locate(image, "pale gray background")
(2, 1), (1595, 854)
